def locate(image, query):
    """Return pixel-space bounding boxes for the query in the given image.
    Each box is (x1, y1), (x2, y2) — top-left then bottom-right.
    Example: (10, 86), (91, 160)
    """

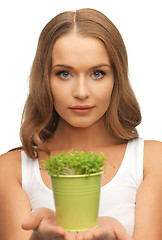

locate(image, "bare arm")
(133, 140), (162, 239)
(0, 151), (34, 240)
(0, 151), (46, 240)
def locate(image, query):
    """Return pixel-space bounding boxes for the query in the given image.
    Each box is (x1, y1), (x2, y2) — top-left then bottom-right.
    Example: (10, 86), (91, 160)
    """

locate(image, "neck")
(48, 117), (119, 152)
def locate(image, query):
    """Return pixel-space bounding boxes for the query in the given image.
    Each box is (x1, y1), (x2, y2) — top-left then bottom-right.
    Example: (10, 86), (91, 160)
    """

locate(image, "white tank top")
(21, 138), (144, 237)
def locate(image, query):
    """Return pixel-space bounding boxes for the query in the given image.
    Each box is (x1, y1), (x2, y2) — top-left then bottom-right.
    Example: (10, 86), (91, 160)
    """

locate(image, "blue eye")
(56, 71), (70, 79)
(92, 70), (105, 79)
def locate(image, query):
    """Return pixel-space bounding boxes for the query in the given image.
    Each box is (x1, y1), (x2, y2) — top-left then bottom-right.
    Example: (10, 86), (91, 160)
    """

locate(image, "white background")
(0, 0), (162, 155)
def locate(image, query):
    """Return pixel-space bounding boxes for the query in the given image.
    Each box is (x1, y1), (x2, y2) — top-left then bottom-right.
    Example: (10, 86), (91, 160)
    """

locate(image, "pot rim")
(49, 171), (103, 178)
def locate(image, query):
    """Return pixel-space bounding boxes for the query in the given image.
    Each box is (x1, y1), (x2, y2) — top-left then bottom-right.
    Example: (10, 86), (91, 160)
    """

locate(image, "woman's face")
(50, 33), (114, 128)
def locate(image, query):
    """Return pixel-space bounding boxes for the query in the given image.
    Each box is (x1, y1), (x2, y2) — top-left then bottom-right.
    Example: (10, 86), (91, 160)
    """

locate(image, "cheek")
(50, 83), (66, 102)
(52, 93), (65, 108)
(50, 85), (70, 115)
(97, 83), (114, 103)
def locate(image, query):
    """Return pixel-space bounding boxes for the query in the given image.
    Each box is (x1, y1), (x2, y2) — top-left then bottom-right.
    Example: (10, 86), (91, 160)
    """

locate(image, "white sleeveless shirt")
(21, 138), (144, 237)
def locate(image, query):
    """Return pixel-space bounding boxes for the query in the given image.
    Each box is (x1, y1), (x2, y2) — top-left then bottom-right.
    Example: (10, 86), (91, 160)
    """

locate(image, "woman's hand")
(22, 208), (77, 240)
(22, 209), (132, 240)
(76, 217), (133, 240)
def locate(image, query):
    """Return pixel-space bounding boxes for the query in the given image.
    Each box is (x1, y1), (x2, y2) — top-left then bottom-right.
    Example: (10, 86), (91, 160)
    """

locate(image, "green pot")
(50, 172), (103, 232)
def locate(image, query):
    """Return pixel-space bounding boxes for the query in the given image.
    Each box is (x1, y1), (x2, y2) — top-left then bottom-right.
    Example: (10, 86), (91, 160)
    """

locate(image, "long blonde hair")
(20, 8), (141, 158)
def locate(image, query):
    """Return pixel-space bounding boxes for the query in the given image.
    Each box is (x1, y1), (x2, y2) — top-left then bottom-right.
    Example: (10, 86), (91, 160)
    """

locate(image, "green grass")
(41, 149), (107, 176)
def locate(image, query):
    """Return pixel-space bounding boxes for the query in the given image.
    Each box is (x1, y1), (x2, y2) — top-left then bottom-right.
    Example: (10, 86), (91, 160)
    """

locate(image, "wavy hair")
(20, 8), (141, 158)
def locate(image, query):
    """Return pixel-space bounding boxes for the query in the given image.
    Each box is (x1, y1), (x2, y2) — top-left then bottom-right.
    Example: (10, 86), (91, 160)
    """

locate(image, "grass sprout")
(41, 149), (107, 176)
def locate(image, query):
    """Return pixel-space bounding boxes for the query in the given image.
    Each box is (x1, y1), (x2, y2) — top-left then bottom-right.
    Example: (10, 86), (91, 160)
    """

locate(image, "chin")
(69, 121), (93, 128)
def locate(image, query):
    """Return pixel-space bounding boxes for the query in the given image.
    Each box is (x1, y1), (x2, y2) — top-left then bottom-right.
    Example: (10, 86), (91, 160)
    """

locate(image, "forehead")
(52, 33), (111, 66)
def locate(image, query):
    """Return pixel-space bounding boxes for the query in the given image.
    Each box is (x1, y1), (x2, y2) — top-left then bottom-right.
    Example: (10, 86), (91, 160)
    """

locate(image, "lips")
(70, 105), (94, 110)
(69, 105), (95, 114)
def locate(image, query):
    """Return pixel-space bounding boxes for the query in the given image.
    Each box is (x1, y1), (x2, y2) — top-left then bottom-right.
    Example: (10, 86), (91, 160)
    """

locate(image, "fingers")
(64, 231), (77, 240)
(75, 226), (133, 240)
(93, 227), (115, 239)
(22, 209), (43, 230)
(22, 208), (65, 236)
(36, 223), (65, 236)
(114, 224), (133, 240)
(22, 208), (58, 230)
(22, 207), (77, 240)
(115, 230), (133, 240)
(93, 226), (132, 240)
(93, 217), (133, 240)
(76, 228), (96, 240)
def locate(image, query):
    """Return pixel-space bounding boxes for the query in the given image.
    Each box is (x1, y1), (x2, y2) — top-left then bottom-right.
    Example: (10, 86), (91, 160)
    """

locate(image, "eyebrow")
(52, 64), (111, 69)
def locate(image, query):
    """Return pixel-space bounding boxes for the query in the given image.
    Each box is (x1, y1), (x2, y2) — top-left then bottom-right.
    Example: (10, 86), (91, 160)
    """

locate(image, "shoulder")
(0, 150), (21, 165)
(144, 139), (162, 152)
(143, 140), (162, 178)
(144, 140), (162, 163)
(0, 150), (21, 182)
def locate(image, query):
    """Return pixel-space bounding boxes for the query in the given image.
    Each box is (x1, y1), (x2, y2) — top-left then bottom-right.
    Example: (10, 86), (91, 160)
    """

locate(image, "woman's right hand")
(22, 208), (77, 240)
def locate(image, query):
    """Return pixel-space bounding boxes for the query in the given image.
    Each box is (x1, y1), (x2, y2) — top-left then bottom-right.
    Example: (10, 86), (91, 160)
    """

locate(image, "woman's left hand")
(22, 208), (77, 240)
(76, 217), (133, 240)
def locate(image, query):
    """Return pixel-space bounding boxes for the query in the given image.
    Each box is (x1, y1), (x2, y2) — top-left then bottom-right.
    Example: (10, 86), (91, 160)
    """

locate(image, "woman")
(0, 8), (161, 240)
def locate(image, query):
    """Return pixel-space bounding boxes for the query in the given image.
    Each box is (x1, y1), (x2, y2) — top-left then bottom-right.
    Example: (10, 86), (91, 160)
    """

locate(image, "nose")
(72, 77), (90, 99)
